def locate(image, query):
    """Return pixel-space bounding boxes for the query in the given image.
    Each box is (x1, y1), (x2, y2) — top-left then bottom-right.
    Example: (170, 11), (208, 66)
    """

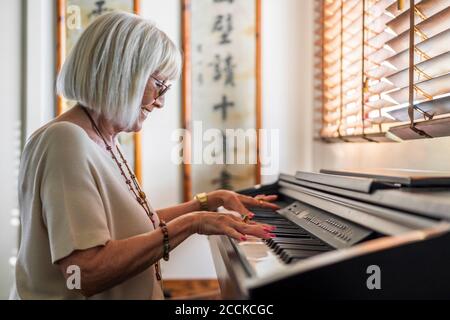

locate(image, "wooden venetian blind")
(317, 0), (450, 142)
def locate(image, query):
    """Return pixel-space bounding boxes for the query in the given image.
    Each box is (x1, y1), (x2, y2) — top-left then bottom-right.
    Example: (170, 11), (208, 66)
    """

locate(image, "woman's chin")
(129, 122), (143, 132)
(123, 120), (142, 133)
(125, 113), (148, 132)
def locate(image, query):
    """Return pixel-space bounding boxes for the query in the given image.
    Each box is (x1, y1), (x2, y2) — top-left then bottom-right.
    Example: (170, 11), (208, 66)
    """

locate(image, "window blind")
(317, 0), (450, 142)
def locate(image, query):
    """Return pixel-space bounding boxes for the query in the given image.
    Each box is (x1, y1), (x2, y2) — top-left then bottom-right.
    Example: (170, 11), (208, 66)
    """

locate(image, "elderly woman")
(11, 12), (278, 300)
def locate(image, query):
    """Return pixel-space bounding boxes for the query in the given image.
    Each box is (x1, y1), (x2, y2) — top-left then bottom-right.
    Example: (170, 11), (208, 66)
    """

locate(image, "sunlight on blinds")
(316, 0), (450, 142)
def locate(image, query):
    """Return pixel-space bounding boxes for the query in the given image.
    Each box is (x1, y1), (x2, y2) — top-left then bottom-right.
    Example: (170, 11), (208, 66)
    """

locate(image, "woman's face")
(130, 74), (170, 132)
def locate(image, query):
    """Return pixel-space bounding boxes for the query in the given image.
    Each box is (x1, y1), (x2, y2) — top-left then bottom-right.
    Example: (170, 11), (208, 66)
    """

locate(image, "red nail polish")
(240, 236), (248, 241)
(268, 233), (276, 238)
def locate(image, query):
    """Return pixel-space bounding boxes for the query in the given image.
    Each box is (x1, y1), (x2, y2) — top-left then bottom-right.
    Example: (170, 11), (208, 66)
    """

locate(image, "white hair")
(57, 12), (182, 129)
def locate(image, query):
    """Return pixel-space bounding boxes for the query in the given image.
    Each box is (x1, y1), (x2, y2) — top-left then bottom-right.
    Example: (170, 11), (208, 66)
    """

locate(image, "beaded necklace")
(81, 106), (163, 281)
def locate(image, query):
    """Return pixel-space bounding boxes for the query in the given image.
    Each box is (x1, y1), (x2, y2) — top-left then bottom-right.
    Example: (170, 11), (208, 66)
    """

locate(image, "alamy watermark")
(366, 265), (381, 290)
(171, 122), (280, 176)
(66, 265), (81, 290)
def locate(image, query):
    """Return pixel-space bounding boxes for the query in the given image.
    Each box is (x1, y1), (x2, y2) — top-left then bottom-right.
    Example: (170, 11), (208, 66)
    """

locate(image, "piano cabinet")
(208, 173), (450, 299)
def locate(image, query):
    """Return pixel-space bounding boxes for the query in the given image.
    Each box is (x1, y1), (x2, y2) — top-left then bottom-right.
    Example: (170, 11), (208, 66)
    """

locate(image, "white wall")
(24, 0), (55, 138)
(261, 0), (315, 184)
(314, 137), (450, 172)
(0, 0), (22, 299)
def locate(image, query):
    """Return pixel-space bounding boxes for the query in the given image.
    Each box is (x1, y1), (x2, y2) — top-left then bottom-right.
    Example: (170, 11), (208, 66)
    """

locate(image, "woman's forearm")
(156, 199), (202, 222)
(58, 213), (198, 297)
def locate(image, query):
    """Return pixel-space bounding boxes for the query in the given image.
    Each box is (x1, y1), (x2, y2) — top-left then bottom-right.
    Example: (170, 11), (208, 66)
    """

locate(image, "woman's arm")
(156, 199), (201, 222)
(57, 213), (195, 297)
(157, 190), (280, 223)
(57, 211), (275, 297)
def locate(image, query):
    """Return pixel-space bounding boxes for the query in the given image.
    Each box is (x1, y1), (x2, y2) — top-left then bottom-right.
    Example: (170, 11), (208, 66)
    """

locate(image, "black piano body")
(209, 172), (450, 299)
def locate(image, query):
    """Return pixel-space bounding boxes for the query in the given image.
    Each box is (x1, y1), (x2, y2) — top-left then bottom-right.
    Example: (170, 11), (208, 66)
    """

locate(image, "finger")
(228, 215), (246, 223)
(241, 219), (276, 230)
(223, 226), (247, 242)
(230, 215), (276, 232)
(255, 195), (279, 203)
(261, 195), (278, 202)
(228, 196), (256, 219)
(233, 221), (275, 239)
(239, 195), (280, 210)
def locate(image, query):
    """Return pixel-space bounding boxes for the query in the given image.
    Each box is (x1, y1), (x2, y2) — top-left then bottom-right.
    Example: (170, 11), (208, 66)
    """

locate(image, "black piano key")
(290, 258), (301, 263)
(280, 249), (324, 263)
(255, 222), (299, 229)
(252, 216), (291, 221)
(258, 223), (297, 229)
(266, 238), (323, 248)
(272, 230), (309, 238)
(273, 227), (305, 233)
(252, 212), (280, 217)
(268, 237), (320, 244)
(274, 244), (330, 255)
(253, 219), (296, 226)
(252, 216), (289, 222)
(250, 208), (279, 213)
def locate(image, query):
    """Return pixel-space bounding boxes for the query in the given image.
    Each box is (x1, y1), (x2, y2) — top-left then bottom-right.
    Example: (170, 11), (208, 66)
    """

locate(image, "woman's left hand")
(206, 190), (281, 219)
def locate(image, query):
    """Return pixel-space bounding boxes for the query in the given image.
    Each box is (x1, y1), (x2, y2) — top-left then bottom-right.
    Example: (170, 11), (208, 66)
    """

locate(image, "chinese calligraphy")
(88, 1), (112, 18)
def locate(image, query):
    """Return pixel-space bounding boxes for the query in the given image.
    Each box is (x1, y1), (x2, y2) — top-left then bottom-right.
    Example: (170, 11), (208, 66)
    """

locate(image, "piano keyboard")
(252, 208), (333, 264)
(229, 205), (334, 278)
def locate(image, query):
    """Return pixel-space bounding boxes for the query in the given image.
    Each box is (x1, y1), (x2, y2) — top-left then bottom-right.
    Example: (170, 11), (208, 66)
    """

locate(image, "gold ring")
(242, 215), (250, 223)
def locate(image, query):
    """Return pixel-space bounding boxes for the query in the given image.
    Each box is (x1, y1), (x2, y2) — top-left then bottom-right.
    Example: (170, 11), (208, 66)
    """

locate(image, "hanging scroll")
(182, 0), (261, 199)
(56, 0), (142, 181)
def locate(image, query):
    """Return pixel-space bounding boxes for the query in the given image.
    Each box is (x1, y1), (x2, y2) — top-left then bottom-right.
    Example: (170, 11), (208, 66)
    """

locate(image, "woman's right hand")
(189, 212), (276, 241)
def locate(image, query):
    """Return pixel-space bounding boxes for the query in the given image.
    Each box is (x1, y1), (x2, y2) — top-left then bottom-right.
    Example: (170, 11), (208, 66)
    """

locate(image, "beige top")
(11, 121), (164, 300)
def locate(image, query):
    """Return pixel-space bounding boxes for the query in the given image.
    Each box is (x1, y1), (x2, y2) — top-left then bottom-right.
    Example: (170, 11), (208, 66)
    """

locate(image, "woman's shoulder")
(25, 121), (92, 155)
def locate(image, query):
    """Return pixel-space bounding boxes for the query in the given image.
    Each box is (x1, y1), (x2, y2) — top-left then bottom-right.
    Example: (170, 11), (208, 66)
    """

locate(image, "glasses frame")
(151, 76), (171, 100)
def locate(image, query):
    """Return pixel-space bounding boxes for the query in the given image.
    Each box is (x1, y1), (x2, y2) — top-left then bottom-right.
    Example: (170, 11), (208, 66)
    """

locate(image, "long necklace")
(82, 106), (163, 281)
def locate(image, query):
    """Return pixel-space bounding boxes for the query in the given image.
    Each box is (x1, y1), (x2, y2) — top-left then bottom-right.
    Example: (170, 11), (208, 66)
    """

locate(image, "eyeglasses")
(151, 76), (171, 100)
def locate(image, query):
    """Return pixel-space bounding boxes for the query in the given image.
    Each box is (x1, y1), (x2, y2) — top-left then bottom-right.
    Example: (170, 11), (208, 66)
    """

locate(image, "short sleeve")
(39, 123), (111, 264)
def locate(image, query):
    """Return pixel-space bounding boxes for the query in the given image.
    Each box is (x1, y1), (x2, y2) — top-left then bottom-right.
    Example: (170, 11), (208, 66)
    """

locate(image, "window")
(316, 0), (450, 142)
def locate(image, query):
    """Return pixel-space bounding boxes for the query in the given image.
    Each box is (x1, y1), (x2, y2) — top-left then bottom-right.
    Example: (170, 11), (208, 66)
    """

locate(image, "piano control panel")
(278, 201), (373, 249)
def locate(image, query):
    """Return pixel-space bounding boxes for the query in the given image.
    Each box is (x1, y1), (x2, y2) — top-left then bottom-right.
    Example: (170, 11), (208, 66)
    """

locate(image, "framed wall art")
(181, 0), (262, 200)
